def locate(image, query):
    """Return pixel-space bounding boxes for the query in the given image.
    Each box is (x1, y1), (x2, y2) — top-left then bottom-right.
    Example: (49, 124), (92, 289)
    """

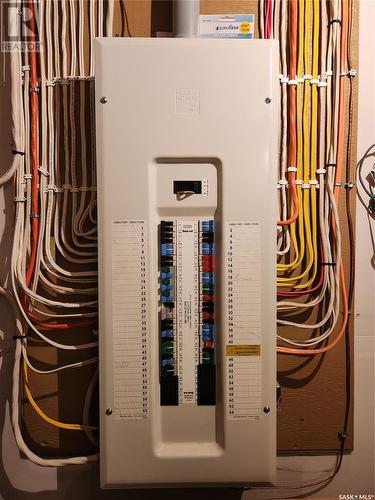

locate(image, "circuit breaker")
(95, 38), (279, 488)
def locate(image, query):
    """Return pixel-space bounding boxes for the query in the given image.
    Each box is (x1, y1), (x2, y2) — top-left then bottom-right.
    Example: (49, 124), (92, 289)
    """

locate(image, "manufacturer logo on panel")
(175, 88), (200, 114)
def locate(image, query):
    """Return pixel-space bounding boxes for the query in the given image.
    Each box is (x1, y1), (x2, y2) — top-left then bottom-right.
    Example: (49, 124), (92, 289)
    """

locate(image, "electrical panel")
(95, 38), (279, 488)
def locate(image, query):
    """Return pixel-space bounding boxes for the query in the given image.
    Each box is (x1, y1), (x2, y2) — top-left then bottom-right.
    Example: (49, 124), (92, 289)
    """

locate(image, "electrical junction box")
(95, 38), (279, 488)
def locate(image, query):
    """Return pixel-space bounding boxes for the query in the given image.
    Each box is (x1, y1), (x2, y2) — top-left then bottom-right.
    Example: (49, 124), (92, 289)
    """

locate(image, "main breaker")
(95, 38), (278, 488)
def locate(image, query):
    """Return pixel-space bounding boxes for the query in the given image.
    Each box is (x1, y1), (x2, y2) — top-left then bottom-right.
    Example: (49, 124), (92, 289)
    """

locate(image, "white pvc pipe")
(173, 0), (199, 38)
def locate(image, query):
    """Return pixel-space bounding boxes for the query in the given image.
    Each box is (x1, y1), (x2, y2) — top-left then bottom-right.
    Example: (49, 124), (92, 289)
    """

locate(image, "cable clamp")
(324, 70), (333, 78)
(62, 184), (72, 191)
(38, 166), (49, 177)
(14, 196), (26, 203)
(45, 79), (55, 87)
(279, 74), (289, 84)
(45, 184), (57, 193)
(317, 80), (328, 87)
(70, 187), (80, 193)
(335, 181), (342, 187)
(301, 183), (311, 189)
(21, 65), (30, 72)
(30, 213), (40, 219)
(287, 166), (297, 173)
(309, 179), (319, 186)
(24, 174), (32, 180)
(341, 68), (357, 77)
(287, 79), (298, 86)
(12, 149), (25, 156)
(338, 431), (348, 441)
(310, 78), (320, 85)
(278, 179), (289, 186)
(316, 168), (326, 175)
(295, 179), (303, 186)
(303, 74), (313, 81)
(79, 186), (90, 192)
(30, 85), (39, 94)
(76, 75), (94, 81)
(345, 181), (354, 189)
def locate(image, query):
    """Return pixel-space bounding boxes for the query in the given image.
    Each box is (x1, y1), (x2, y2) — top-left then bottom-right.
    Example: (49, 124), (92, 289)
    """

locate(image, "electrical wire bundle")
(261, 0), (354, 356)
(2, 0), (116, 466)
(258, 0), (356, 493)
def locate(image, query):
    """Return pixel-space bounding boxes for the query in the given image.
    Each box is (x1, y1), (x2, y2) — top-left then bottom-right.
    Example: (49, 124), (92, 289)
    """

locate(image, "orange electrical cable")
(27, 310), (97, 330)
(277, 0), (299, 227)
(26, 0), (39, 287)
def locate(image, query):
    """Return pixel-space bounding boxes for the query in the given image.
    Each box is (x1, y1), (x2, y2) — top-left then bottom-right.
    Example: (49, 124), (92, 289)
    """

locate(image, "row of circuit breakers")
(96, 38), (278, 487)
(159, 218), (216, 406)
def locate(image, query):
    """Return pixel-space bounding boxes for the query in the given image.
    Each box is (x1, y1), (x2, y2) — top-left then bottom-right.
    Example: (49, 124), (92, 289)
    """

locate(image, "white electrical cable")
(106, 0), (115, 37)
(1, 7), (23, 188)
(6, 1), (99, 467)
(12, 340), (99, 466)
(276, 0), (291, 257)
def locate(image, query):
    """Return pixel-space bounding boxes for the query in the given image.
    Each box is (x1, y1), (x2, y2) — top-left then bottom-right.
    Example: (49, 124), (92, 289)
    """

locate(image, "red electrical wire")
(27, 309), (97, 330)
(277, 265), (348, 355)
(277, 244), (324, 297)
(277, 265), (324, 297)
(264, 0), (272, 39)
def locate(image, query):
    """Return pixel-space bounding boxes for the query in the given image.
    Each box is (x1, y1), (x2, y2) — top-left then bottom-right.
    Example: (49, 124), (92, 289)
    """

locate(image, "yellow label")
(226, 344), (261, 356)
(239, 22), (251, 35)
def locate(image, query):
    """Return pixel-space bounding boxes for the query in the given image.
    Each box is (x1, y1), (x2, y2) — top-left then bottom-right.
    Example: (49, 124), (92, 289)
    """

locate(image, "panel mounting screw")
(100, 96), (108, 104)
(263, 406), (271, 414)
(105, 408), (112, 415)
(265, 97), (272, 104)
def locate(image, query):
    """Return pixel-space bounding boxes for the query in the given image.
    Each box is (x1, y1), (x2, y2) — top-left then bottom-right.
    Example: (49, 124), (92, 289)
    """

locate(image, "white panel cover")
(95, 38), (279, 488)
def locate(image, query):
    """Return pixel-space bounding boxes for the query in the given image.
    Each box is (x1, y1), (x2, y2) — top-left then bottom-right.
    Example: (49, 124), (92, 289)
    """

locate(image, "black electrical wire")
(357, 144), (375, 201)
